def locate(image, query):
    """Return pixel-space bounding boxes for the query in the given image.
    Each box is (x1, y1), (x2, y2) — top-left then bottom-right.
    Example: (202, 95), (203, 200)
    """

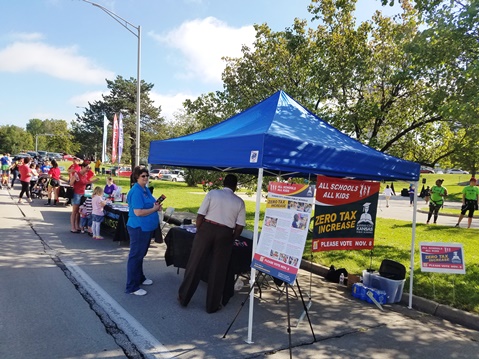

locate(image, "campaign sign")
(312, 175), (380, 251)
(251, 182), (315, 285)
(419, 242), (466, 274)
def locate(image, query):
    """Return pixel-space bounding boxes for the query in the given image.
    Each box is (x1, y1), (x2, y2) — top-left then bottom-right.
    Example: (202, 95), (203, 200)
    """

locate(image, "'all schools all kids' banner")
(251, 182), (315, 285)
(419, 242), (466, 274)
(312, 175), (380, 252)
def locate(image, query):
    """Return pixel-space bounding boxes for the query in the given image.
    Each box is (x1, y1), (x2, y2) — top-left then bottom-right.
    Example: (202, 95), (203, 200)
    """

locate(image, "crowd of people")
(1, 153), (64, 203)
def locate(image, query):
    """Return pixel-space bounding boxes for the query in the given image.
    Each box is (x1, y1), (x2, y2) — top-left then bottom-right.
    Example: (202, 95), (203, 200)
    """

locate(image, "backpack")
(325, 265), (348, 283)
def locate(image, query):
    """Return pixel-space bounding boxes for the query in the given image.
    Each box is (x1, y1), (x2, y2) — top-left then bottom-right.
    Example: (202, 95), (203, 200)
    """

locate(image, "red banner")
(312, 175), (380, 251)
(111, 113), (118, 164)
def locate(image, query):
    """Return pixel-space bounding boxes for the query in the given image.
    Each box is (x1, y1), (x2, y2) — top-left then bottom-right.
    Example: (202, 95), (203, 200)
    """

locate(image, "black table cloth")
(103, 204), (162, 243)
(58, 184), (74, 200)
(103, 204), (130, 242)
(164, 226), (253, 306)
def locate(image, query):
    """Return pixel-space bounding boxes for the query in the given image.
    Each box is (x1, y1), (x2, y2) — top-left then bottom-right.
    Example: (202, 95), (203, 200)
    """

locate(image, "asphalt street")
(1, 187), (478, 359)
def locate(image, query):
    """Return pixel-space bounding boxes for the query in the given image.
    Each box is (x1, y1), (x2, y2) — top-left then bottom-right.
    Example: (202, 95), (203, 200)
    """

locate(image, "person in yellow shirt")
(427, 179), (447, 224)
(455, 177), (479, 228)
(94, 158), (101, 175)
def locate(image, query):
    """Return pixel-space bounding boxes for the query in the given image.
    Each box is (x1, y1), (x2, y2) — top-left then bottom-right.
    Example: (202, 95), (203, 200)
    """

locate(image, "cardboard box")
(347, 274), (361, 288)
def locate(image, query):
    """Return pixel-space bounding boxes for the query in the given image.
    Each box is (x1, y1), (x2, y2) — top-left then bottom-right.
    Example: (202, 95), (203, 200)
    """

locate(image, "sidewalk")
(1, 186), (479, 358)
(376, 193), (476, 228)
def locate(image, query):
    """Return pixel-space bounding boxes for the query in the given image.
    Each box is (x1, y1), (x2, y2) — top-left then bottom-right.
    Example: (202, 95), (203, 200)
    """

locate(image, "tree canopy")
(183, 0), (479, 171)
(72, 75), (166, 164)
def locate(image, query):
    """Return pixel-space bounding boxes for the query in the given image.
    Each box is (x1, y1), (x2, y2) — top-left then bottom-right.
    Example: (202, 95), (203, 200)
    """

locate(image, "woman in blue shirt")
(125, 167), (162, 296)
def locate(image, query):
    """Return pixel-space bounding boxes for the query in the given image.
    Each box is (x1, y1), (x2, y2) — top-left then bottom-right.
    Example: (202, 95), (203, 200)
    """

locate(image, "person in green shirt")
(455, 177), (479, 228)
(427, 179), (447, 224)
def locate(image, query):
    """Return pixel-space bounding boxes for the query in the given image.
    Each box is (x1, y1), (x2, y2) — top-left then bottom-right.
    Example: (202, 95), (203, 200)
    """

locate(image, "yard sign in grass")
(420, 242), (466, 274)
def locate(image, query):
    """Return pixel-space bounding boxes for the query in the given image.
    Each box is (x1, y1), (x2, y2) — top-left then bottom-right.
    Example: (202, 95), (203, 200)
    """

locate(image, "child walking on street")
(91, 186), (107, 240)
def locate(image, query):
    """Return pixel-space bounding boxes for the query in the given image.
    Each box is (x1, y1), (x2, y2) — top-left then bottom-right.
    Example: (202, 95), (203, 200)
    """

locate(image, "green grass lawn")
(77, 169), (479, 314)
(305, 221), (479, 314)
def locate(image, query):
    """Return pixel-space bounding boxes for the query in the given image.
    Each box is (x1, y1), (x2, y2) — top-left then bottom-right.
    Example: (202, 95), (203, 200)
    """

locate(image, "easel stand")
(223, 277), (316, 358)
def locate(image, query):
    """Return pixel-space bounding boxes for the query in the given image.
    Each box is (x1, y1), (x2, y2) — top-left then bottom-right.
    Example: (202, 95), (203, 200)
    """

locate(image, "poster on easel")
(251, 182), (315, 285)
(312, 175), (380, 252)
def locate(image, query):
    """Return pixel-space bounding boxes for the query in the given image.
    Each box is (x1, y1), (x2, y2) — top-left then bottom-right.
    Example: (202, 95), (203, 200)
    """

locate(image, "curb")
(300, 260), (479, 331)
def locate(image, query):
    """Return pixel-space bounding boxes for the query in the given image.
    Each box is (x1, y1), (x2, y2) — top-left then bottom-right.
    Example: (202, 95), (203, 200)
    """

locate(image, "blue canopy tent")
(148, 90), (420, 341)
(149, 90), (419, 181)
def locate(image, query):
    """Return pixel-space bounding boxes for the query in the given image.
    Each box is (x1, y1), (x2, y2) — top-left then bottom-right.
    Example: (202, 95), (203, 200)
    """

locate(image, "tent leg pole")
(246, 168), (264, 344)
(408, 180), (419, 309)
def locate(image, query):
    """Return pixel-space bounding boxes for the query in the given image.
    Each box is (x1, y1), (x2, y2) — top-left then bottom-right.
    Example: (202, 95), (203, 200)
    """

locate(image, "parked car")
(161, 171), (185, 182)
(47, 152), (62, 160)
(63, 154), (75, 161)
(104, 166), (131, 177)
(117, 166), (132, 177)
(149, 169), (170, 180)
(420, 166), (435, 174)
(11, 153), (29, 162)
(447, 169), (469, 174)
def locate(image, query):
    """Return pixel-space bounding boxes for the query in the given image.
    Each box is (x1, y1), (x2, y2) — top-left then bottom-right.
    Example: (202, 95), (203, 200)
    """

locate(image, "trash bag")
(325, 265), (348, 283)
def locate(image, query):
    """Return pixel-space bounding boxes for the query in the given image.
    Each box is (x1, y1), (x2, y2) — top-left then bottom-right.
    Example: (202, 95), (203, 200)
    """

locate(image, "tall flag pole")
(118, 113), (124, 165)
(102, 114), (108, 163)
(111, 113), (118, 164)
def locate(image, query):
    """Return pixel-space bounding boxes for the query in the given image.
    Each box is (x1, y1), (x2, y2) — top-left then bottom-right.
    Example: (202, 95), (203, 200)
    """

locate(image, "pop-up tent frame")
(149, 90), (421, 342)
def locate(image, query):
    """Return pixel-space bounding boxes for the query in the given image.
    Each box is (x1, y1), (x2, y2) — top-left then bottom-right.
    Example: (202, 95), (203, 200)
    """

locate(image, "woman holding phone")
(125, 167), (162, 296)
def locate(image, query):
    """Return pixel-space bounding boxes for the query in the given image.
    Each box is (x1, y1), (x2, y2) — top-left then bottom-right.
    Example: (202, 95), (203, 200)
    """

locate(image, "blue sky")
(0, 0), (401, 128)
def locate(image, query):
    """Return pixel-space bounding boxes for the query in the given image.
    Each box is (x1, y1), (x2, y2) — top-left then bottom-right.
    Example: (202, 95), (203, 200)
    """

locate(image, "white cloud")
(69, 91), (107, 108)
(0, 40), (114, 85)
(150, 91), (198, 120)
(150, 17), (256, 84)
(8, 32), (45, 41)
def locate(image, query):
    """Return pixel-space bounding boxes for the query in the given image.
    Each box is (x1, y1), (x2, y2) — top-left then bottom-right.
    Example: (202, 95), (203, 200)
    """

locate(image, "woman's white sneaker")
(130, 288), (147, 296)
(142, 279), (153, 286)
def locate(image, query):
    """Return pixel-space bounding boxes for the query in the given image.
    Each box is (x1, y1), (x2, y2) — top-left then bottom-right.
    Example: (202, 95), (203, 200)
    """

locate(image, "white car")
(447, 169), (469, 174)
(161, 172), (185, 182)
(149, 169), (170, 180)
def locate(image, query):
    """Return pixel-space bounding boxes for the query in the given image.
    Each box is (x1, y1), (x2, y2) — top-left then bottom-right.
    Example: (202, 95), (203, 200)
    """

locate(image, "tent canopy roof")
(149, 91), (420, 181)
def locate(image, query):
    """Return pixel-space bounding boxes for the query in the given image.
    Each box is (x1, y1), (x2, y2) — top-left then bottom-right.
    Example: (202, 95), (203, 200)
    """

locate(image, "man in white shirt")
(178, 174), (246, 313)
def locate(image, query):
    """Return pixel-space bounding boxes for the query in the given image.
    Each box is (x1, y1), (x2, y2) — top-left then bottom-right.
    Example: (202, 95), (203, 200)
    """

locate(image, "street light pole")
(82, 0), (141, 167)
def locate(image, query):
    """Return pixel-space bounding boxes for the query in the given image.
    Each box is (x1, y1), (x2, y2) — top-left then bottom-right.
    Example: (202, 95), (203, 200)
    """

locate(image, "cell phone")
(157, 194), (166, 203)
